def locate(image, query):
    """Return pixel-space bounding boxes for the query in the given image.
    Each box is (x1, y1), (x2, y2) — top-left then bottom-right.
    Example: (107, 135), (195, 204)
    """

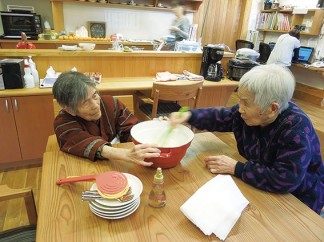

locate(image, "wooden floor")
(0, 92), (323, 232)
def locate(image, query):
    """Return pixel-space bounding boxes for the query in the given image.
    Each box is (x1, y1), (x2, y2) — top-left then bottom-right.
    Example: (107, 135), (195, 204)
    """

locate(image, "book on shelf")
(256, 12), (290, 31)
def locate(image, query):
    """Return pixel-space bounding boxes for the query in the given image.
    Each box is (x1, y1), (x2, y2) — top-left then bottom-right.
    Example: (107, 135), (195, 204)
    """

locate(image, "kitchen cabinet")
(0, 95), (54, 164)
(256, 9), (324, 36)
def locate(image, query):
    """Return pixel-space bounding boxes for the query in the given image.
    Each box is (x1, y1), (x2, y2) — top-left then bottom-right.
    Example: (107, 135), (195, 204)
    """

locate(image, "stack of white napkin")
(154, 71), (178, 82)
(180, 175), (249, 241)
(183, 70), (204, 81)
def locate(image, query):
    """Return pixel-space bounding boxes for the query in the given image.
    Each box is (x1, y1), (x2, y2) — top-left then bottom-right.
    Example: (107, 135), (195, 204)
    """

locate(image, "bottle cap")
(154, 167), (164, 183)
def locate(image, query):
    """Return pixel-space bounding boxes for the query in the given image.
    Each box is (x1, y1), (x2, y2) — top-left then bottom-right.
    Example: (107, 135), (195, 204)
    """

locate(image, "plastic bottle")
(24, 60), (35, 88)
(28, 56), (39, 86)
(148, 167), (166, 208)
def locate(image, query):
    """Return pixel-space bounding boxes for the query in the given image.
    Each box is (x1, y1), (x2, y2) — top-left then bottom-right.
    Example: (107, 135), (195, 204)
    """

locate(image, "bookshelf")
(256, 9), (324, 36)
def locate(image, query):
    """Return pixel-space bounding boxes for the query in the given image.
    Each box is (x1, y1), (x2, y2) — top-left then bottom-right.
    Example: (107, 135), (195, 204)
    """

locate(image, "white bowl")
(78, 43), (96, 51)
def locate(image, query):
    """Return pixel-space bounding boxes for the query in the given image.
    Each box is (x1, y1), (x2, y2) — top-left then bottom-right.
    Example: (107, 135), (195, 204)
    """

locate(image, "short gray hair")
(52, 71), (97, 113)
(239, 64), (295, 113)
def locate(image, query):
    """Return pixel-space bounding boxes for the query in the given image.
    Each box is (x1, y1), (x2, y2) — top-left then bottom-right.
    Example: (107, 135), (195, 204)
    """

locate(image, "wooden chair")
(133, 80), (203, 121)
(0, 185), (37, 241)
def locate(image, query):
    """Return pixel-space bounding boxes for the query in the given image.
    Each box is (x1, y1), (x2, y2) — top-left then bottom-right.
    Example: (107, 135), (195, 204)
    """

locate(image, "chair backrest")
(150, 80), (203, 118)
(258, 42), (272, 64)
(53, 99), (62, 118)
(0, 185), (37, 225)
(236, 39), (254, 51)
(0, 185), (37, 241)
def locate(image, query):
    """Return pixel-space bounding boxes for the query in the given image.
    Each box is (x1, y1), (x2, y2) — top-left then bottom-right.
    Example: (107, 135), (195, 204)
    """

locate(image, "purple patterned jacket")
(189, 102), (324, 214)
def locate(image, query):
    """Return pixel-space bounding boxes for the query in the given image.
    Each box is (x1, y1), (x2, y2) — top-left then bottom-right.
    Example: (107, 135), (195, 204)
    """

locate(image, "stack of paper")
(180, 175), (249, 240)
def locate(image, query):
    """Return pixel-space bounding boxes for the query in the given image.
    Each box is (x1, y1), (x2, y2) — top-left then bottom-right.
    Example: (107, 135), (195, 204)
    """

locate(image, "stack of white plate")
(88, 173), (143, 219)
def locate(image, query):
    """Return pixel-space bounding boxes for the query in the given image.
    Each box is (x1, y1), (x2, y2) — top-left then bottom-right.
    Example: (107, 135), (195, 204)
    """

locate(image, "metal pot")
(131, 120), (194, 168)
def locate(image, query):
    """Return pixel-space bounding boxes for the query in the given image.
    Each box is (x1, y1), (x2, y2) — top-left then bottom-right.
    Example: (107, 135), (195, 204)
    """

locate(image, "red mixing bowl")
(131, 120), (194, 168)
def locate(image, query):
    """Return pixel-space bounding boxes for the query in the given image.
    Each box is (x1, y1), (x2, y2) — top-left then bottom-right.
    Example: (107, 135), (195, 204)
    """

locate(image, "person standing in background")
(266, 28), (301, 67)
(167, 3), (190, 50)
(169, 4), (190, 41)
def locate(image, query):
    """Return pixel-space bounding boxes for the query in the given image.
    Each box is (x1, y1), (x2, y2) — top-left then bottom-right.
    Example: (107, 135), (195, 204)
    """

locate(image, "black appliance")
(257, 42), (272, 64)
(0, 59), (25, 89)
(0, 11), (42, 39)
(200, 44), (224, 82)
(227, 58), (259, 81)
(317, 0), (324, 8)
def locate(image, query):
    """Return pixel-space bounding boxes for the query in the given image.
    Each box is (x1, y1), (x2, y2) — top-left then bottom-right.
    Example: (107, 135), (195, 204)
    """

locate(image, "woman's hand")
(101, 144), (160, 166)
(204, 155), (237, 175)
(168, 111), (191, 127)
(125, 144), (161, 166)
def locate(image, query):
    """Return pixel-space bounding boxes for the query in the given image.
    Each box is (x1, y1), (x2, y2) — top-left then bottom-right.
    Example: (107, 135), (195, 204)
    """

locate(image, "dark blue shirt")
(189, 102), (324, 214)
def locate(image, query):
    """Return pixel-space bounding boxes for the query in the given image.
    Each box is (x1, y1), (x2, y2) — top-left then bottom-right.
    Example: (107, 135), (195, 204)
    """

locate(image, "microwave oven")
(0, 11), (42, 39)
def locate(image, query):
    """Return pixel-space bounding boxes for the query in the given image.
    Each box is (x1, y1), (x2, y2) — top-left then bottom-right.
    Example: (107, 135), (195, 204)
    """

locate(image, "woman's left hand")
(204, 155), (237, 175)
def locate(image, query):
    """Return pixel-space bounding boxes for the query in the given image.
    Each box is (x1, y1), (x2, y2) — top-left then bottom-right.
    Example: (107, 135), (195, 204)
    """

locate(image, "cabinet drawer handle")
(5, 99), (9, 112)
(14, 99), (18, 111)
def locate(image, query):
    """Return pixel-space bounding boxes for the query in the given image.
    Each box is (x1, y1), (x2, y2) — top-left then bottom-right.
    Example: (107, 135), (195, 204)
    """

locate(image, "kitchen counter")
(0, 49), (234, 57)
(0, 39), (155, 50)
(0, 76), (238, 108)
(0, 49), (234, 78)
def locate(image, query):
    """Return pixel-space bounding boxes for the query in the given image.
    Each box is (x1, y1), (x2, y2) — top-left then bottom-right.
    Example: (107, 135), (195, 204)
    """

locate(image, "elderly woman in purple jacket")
(170, 64), (324, 214)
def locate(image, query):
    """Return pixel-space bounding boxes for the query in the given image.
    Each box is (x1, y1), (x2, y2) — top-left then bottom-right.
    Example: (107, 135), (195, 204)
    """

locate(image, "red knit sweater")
(54, 95), (139, 161)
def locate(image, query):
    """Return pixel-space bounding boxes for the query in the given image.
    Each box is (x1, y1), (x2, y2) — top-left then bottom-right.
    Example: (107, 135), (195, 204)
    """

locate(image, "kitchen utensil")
(90, 173), (143, 207)
(82, 187), (133, 202)
(158, 106), (189, 147)
(131, 120), (194, 168)
(82, 193), (134, 202)
(56, 171), (129, 198)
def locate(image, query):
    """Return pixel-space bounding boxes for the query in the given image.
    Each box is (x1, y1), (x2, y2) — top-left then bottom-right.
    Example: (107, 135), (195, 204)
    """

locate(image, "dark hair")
(289, 29), (300, 40)
(52, 71), (97, 113)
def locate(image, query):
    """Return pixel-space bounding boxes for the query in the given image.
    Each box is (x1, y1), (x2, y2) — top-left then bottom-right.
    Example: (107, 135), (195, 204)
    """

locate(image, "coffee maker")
(200, 44), (224, 81)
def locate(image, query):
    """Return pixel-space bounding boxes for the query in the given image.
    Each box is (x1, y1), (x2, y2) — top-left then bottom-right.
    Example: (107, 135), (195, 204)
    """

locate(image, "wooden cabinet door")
(0, 98), (22, 163)
(13, 95), (55, 160)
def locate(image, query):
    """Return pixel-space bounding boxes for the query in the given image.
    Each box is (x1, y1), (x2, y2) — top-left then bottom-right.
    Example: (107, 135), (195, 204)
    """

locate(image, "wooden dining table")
(37, 133), (324, 241)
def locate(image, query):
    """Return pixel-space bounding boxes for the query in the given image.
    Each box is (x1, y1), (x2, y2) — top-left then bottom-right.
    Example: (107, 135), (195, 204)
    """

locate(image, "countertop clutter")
(0, 39), (156, 50)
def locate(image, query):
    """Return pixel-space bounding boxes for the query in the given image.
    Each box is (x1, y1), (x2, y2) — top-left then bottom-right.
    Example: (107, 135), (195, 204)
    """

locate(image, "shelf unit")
(256, 9), (324, 36)
(51, 0), (203, 33)
(51, 0), (203, 12)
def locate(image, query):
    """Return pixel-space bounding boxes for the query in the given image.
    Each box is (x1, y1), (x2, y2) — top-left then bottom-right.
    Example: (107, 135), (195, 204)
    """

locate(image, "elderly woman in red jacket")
(52, 71), (160, 166)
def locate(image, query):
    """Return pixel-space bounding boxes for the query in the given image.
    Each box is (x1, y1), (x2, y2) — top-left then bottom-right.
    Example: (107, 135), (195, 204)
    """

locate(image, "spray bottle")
(24, 59), (35, 88)
(28, 56), (39, 86)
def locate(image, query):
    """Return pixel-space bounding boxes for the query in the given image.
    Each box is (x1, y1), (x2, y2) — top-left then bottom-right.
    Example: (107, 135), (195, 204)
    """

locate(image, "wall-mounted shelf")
(51, 0), (203, 13)
(256, 9), (324, 36)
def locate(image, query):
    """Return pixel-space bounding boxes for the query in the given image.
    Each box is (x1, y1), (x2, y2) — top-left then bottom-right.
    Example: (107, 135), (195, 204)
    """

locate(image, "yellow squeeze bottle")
(148, 167), (166, 208)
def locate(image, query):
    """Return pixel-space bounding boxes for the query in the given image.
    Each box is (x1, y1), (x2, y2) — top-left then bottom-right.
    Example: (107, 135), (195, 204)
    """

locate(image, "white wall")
(278, 0), (319, 8)
(63, 3), (193, 40)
